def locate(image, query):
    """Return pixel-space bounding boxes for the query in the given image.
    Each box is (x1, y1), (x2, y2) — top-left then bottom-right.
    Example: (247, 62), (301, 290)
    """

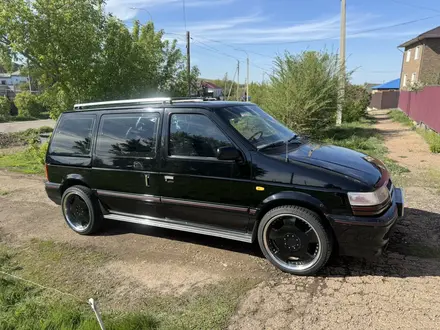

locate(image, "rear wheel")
(61, 185), (103, 235)
(257, 205), (332, 275)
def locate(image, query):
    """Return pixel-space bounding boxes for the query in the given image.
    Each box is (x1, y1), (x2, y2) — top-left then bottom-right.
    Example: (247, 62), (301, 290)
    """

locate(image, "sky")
(105, 0), (440, 85)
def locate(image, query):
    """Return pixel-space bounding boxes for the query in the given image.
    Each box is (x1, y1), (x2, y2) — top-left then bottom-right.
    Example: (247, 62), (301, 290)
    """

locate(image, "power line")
(192, 35), (275, 59)
(182, 0), (187, 31)
(235, 13), (440, 45)
(191, 39), (272, 75)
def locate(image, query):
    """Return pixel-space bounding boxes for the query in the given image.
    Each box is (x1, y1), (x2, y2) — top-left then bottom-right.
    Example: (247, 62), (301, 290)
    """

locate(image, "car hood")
(269, 143), (385, 187)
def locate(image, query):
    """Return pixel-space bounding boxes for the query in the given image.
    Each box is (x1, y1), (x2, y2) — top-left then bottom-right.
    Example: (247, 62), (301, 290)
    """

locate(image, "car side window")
(49, 114), (95, 156)
(169, 113), (232, 158)
(96, 113), (159, 158)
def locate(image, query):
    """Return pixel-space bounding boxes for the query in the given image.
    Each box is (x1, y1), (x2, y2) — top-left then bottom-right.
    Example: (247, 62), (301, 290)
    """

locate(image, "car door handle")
(145, 174), (150, 187)
(164, 175), (174, 183)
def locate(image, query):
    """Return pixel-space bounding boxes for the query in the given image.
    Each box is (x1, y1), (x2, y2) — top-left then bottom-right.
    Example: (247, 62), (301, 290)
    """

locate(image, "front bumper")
(328, 188), (404, 258)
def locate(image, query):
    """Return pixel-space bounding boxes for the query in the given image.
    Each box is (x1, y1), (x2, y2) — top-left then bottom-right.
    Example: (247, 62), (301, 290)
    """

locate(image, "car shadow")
(100, 207), (440, 278)
(102, 221), (264, 257)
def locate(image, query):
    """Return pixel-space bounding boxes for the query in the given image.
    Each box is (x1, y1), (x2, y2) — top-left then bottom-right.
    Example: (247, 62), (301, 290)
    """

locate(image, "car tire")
(257, 205), (332, 276)
(61, 185), (103, 235)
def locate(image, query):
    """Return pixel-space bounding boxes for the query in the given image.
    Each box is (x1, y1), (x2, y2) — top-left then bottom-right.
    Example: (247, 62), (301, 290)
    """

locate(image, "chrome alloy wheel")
(262, 214), (322, 272)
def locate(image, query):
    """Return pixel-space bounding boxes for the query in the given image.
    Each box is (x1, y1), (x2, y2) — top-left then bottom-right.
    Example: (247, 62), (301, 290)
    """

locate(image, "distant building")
(399, 26), (440, 90)
(0, 71), (29, 87)
(0, 71), (30, 98)
(370, 79), (400, 109)
(200, 81), (223, 99)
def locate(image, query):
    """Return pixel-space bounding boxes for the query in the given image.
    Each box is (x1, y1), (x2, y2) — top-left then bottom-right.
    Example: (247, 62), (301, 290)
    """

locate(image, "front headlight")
(348, 186), (391, 216)
(348, 185), (390, 206)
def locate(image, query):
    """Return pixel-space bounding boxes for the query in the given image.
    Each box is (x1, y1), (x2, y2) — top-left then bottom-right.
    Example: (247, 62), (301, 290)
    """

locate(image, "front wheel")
(257, 205), (332, 276)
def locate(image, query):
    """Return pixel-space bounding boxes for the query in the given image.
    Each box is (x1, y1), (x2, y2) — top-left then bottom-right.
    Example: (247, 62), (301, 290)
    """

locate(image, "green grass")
(388, 109), (414, 127)
(0, 240), (256, 330)
(417, 128), (440, 153)
(0, 190), (8, 196)
(0, 149), (44, 174)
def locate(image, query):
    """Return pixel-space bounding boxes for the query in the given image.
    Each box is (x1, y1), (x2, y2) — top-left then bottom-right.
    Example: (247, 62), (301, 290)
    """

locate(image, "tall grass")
(388, 110), (414, 127)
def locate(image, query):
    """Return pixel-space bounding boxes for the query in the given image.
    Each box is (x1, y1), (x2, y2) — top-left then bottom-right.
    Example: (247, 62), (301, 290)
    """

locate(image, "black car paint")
(45, 102), (404, 258)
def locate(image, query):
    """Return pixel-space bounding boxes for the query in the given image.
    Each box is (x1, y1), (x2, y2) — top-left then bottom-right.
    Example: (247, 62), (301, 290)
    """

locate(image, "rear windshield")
(49, 113), (96, 157)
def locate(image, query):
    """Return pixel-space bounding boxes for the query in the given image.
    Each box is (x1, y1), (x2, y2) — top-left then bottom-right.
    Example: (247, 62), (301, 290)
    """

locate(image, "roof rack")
(73, 97), (209, 110)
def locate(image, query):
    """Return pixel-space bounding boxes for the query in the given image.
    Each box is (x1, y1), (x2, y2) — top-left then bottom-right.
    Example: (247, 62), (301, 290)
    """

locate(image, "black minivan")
(44, 97), (404, 275)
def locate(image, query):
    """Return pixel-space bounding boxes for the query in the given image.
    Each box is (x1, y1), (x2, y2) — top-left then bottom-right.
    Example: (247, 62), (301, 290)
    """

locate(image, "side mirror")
(216, 146), (242, 161)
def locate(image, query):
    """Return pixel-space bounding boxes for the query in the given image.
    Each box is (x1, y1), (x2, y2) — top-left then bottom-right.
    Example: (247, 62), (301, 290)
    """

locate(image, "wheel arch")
(60, 174), (91, 195)
(252, 191), (334, 242)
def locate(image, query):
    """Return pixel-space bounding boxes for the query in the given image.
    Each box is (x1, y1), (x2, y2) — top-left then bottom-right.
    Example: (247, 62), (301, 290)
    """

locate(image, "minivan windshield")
(218, 105), (296, 149)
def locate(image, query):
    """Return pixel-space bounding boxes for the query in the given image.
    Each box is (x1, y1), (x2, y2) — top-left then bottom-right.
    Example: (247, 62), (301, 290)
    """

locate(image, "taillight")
(45, 164), (49, 181)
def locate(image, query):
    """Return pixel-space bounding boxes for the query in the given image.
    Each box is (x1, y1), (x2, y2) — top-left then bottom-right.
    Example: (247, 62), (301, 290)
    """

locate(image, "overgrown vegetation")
(0, 241), (255, 330)
(0, 127), (53, 149)
(389, 109), (440, 153)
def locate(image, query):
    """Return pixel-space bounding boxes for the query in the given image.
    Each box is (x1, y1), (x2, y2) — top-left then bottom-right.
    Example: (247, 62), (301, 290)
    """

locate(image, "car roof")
(66, 101), (253, 114)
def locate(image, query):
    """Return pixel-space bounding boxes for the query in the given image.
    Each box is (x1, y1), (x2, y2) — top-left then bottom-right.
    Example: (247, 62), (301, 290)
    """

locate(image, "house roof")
(399, 26), (440, 48)
(372, 78), (400, 90)
(201, 81), (222, 89)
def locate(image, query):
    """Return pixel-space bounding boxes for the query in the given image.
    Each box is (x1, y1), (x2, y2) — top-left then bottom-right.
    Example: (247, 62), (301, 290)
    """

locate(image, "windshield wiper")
(257, 134), (298, 151)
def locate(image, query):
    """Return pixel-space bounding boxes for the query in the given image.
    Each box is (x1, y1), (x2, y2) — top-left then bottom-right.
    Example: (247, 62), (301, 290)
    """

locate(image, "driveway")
(0, 119), (56, 133)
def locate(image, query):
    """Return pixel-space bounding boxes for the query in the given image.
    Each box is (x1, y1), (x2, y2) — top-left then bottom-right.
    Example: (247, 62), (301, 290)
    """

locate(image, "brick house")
(399, 26), (440, 90)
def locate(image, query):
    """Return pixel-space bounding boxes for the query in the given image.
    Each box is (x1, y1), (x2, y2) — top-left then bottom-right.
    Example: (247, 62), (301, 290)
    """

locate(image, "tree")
(0, 0), (199, 119)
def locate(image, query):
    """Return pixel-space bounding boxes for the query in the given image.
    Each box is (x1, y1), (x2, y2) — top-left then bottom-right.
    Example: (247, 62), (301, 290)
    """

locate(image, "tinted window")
(96, 113), (159, 158)
(169, 114), (231, 157)
(49, 114), (95, 156)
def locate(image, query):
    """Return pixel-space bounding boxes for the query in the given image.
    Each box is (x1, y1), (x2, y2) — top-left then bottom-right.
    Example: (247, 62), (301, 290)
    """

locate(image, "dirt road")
(0, 118), (55, 133)
(0, 111), (439, 329)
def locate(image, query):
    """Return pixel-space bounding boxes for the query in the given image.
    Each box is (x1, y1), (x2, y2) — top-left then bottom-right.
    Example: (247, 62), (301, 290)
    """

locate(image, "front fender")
(256, 191), (328, 219)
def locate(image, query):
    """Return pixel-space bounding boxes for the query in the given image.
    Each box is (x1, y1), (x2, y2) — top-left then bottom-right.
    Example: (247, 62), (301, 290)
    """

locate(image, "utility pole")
(246, 57), (250, 101)
(186, 31), (191, 96)
(236, 60), (240, 101)
(336, 0), (346, 126)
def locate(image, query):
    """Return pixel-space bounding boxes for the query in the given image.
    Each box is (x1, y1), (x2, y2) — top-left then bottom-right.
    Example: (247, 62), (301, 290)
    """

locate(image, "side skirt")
(104, 211), (253, 243)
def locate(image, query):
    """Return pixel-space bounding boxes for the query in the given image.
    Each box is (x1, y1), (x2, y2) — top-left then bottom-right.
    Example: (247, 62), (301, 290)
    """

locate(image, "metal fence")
(399, 86), (440, 133)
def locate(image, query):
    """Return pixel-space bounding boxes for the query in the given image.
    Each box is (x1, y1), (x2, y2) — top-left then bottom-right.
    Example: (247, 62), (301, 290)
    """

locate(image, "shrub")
(0, 96), (11, 120)
(28, 141), (49, 165)
(263, 50), (340, 136)
(343, 84), (370, 123)
(14, 91), (44, 117)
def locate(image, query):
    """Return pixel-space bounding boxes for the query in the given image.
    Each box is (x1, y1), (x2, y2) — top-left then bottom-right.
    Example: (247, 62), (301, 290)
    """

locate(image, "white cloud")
(165, 11), (427, 45)
(105, 0), (235, 21)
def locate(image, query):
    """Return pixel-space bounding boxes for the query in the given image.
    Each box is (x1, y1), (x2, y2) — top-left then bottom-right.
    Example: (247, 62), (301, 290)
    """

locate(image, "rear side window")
(96, 113), (159, 158)
(49, 114), (95, 156)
